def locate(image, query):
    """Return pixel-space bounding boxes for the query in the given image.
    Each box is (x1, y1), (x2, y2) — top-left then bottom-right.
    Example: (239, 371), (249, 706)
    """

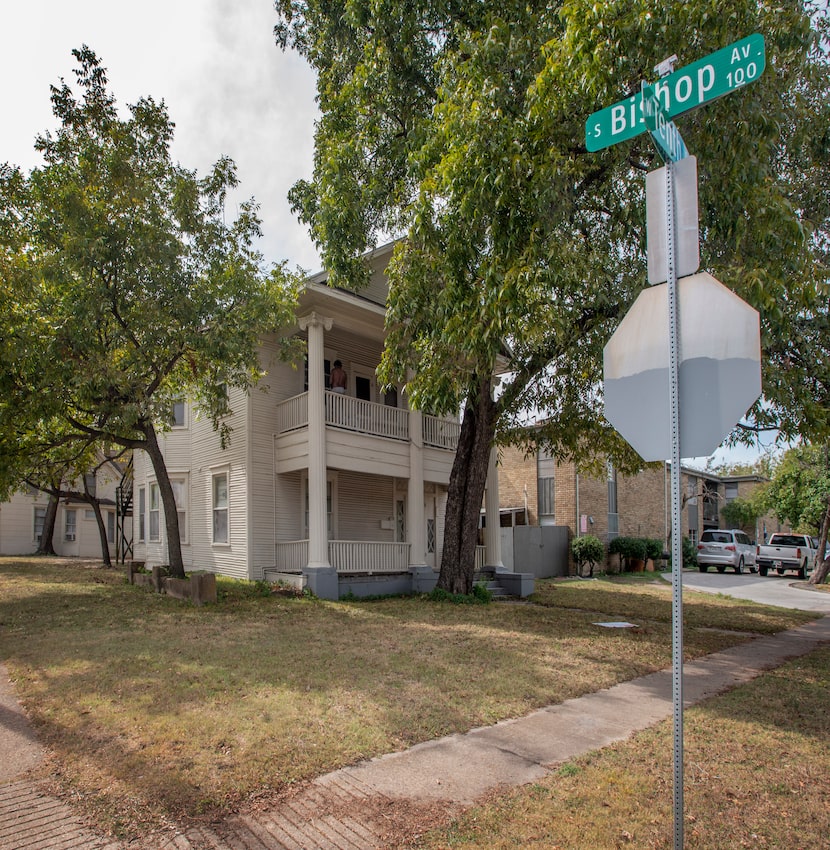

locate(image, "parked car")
(696, 529), (757, 574)
(756, 533), (818, 579)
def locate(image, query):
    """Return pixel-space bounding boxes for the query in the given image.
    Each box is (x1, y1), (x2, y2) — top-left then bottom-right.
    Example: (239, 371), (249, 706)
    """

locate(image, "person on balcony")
(330, 360), (347, 394)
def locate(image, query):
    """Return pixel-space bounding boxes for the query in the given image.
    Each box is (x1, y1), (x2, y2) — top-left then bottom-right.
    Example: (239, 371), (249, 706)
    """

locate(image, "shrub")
(667, 536), (698, 568)
(644, 538), (664, 563)
(571, 534), (606, 577)
(428, 583), (492, 604)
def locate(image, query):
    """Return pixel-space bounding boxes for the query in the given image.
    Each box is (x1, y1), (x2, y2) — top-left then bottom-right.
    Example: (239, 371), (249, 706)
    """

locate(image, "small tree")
(571, 534), (605, 577)
(721, 497), (761, 536)
(0, 48), (300, 578)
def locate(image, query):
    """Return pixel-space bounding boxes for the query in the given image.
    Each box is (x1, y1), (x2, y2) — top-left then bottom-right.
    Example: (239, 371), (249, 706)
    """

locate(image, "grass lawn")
(413, 646), (830, 849)
(0, 557), (819, 840)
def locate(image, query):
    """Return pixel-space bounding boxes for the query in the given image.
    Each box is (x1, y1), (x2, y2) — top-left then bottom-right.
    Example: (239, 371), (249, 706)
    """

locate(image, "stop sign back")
(603, 272), (761, 461)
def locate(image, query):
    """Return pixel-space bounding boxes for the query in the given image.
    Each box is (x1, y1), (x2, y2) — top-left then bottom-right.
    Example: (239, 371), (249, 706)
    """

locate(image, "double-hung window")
(212, 472), (229, 544)
(149, 483), (160, 541)
(33, 507), (46, 543)
(138, 487), (146, 543)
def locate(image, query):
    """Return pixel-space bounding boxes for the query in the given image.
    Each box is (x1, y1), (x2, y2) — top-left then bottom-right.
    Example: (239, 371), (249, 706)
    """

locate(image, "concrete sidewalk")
(2, 616), (829, 850)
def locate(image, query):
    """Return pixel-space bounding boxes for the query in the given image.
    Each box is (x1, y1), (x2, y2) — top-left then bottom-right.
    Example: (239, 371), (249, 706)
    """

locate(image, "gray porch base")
(264, 565), (533, 600)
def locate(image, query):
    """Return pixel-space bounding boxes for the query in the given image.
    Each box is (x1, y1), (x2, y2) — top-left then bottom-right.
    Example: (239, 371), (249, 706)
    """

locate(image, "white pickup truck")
(755, 533), (819, 579)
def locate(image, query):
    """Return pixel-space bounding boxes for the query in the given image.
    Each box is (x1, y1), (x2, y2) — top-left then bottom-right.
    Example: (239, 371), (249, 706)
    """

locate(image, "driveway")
(680, 569), (830, 613)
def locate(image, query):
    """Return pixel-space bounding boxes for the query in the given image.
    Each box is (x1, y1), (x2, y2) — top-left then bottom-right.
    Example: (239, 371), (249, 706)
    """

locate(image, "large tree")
(760, 443), (830, 583)
(275, 1), (829, 592)
(0, 48), (300, 578)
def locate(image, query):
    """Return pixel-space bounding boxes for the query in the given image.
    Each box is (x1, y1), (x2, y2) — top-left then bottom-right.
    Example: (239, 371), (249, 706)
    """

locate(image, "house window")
(84, 509), (95, 521)
(170, 478), (188, 543)
(171, 401), (186, 428)
(65, 509), (77, 542)
(213, 472), (229, 544)
(303, 478), (334, 538)
(107, 511), (115, 545)
(607, 462), (619, 537)
(395, 498), (405, 542)
(725, 483), (738, 503)
(149, 483), (160, 541)
(538, 476), (555, 520)
(138, 487), (146, 543)
(355, 375), (372, 401)
(33, 506), (46, 543)
(304, 357), (332, 391)
(427, 518), (436, 554)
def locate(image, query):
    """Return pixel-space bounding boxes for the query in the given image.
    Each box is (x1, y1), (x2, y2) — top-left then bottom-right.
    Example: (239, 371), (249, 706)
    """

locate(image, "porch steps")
(485, 581), (509, 599)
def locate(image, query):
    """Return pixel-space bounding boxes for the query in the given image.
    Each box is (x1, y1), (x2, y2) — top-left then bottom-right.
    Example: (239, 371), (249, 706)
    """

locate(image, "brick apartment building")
(498, 444), (782, 553)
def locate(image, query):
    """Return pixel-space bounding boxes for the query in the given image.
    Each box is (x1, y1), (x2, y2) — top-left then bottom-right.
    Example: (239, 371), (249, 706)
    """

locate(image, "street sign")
(603, 272), (761, 461)
(646, 157), (699, 284)
(642, 83), (688, 162)
(585, 33), (765, 152)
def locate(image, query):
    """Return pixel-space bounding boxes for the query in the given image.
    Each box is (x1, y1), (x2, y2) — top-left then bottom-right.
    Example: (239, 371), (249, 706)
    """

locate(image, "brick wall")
(498, 446), (538, 525)
(497, 446), (781, 570)
(618, 465), (669, 543)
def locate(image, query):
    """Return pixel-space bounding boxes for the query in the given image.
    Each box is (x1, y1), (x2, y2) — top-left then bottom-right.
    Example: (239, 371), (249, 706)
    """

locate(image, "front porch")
(264, 541), (532, 600)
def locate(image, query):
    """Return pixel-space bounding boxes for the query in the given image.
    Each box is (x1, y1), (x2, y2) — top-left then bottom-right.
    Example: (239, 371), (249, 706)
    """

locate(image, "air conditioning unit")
(65, 533), (76, 542)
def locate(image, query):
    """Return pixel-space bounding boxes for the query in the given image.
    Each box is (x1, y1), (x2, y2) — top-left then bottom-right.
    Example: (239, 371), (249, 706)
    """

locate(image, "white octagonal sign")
(603, 272), (761, 462)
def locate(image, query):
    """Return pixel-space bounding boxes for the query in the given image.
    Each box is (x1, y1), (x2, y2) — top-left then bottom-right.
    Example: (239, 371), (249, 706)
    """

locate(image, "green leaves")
(0, 47), (300, 486)
(280, 0), (829, 464)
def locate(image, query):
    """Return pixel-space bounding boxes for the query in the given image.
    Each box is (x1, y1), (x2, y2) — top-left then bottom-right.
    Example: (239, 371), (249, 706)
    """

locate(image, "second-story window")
(171, 401), (186, 428)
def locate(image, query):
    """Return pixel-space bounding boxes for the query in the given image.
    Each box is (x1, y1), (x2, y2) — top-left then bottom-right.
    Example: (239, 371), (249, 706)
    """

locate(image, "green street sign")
(642, 84), (688, 162)
(585, 33), (765, 152)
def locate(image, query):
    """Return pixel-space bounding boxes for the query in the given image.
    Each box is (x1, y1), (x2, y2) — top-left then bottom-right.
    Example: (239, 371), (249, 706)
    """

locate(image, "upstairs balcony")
(276, 391), (460, 447)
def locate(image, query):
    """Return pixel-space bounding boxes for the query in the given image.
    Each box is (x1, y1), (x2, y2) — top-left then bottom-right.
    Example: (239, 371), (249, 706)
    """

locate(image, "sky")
(1, 0), (321, 273)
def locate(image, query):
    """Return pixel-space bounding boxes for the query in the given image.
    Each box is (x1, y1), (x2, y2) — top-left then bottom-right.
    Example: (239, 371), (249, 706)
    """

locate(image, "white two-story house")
(0, 456), (131, 560)
(131, 243), (511, 598)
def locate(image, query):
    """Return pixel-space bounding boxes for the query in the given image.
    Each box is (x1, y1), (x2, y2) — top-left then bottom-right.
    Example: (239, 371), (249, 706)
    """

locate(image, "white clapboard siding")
(337, 471), (394, 542)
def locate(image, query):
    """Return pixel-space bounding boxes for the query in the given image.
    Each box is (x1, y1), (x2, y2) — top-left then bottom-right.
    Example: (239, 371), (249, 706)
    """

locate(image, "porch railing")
(275, 540), (309, 572)
(325, 392), (409, 441)
(275, 539), (411, 574)
(423, 415), (461, 449)
(330, 540), (411, 573)
(275, 392), (410, 442)
(275, 394), (308, 433)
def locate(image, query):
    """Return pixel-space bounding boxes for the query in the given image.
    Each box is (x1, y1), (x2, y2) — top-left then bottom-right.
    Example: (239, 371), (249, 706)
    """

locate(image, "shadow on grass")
(0, 558), (820, 832)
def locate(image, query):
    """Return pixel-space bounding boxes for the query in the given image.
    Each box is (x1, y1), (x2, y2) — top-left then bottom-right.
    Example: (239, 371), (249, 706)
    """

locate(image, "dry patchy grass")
(412, 647), (830, 850)
(0, 558), (818, 839)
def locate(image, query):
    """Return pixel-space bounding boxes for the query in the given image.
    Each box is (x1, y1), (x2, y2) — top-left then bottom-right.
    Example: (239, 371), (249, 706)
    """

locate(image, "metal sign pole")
(665, 159), (685, 850)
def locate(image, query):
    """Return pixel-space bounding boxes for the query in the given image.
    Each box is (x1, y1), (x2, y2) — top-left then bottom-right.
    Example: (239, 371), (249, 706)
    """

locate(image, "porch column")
(407, 402), (427, 568)
(484, 444), (505, 569)
(299, 312), (333, 574)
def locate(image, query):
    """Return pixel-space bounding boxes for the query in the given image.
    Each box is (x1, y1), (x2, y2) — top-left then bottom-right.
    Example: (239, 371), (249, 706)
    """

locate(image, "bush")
(667, 537), (698, 568)
(428, 583), (492, 604)
(644, 538), (664, 563)
(571, 535), (606, 577)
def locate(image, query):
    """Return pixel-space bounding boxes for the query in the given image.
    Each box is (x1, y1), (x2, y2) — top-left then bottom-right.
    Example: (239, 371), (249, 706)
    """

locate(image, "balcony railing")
(325, 392), (408, 441)
(423, 415), (461, 449)
(275, 391), (459, 449)
(275, 539), (411, 574)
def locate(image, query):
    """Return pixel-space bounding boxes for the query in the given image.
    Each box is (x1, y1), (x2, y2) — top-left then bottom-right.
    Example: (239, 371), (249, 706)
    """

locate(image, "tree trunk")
(36, 493), (59, 555)
(809, 488), (830, 586)
(142, 422), (186, 579)
(84, 487), (113, 568)
(438, 375), (497, 594)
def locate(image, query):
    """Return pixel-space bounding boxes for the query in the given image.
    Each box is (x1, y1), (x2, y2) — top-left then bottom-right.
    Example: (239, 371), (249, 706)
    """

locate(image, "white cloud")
(0, 0), (321, 272)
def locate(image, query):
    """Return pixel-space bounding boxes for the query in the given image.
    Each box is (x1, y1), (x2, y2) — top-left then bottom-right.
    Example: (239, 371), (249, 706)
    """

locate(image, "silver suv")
(696, 529), (757, 574)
